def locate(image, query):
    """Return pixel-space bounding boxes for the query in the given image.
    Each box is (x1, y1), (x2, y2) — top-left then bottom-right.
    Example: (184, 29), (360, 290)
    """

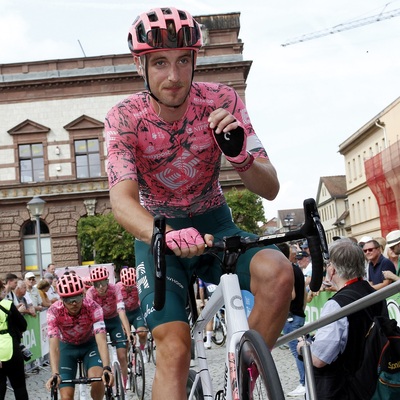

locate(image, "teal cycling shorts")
(59, 338), (102, 388)
(135, 203), (278, 330)
(105, 315), (127, 349)
(126, 307), (146, 329)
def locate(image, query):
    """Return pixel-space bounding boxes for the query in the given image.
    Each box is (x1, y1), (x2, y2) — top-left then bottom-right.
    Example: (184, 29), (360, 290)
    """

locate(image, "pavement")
(5, 343), (301, 399)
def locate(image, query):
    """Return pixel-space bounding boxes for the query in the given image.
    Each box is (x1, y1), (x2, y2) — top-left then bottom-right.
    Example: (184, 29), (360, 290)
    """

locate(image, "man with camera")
(0, 278), (29, 400)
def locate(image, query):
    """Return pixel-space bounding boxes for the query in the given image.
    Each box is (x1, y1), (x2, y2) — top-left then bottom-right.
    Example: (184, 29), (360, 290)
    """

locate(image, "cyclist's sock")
(205, 331), (213, 345)
(123, 375), (128, 390)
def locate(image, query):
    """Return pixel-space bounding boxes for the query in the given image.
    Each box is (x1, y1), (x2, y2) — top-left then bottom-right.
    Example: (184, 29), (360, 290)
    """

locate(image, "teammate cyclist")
(45, 273), (113, 399)
(105, 7), (293, 399)
(117, 267), (148, 361)
(86, 266), (131, 389)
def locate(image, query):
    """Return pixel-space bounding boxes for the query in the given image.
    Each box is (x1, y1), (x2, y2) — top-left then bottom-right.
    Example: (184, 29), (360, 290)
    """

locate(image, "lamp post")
(283, 214), (294, 232)
(27, 196), (46, 278)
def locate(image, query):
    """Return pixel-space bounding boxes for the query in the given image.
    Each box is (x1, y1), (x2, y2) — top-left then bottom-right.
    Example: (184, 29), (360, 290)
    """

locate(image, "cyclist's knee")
(153, 322), (191, 364)
(251, 249), (293, 289)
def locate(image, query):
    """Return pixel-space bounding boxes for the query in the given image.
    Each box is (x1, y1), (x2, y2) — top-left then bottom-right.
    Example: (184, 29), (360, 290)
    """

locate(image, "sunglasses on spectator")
(28, 277), (36, 281)
(93, 279), (108, 288)
(363, 247), (378, 253)
(62, 294), (84, 304)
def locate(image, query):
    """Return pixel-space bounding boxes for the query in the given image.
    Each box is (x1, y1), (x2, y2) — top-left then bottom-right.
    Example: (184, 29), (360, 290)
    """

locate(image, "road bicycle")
(152, 198), (328, 399)
(126, 330), (146, 400)
(107, 336), (126, 400)
(50, 358), (113, 400)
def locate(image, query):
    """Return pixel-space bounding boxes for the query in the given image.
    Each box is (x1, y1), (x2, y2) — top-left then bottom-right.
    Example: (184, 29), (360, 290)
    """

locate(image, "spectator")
(24, 272), (43, 312)
(4, 274), (18, 303)
(295, 251), (312, 289)
(0, 279), (29, 400)
(37, 279), (52, 309)
(45, 273), (113, 399)
(14, 280), (35, 317)
(364, 239), (396, 290)
(297, 239), (389, 399)
(383, 230), (400, 282)
(278, 243), (306, 397)
(46, 263), (56, 276)
(44, 273), (59, 303)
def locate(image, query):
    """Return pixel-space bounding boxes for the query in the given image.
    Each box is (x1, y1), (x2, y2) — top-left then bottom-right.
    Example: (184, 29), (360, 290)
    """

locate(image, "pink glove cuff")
(166, 228), (204, 251)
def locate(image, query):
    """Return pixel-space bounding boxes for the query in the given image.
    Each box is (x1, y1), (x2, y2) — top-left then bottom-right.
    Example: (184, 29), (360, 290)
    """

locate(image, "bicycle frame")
(190, 273), (248, 400)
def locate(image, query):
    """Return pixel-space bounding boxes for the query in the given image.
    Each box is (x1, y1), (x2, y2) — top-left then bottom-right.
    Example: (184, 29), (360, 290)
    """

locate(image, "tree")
(225, 188), (266, 234)
(77, 213), (135, 271)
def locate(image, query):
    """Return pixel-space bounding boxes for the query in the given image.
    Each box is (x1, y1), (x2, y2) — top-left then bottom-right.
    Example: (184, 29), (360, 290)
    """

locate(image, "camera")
(20, 344), (33, 361)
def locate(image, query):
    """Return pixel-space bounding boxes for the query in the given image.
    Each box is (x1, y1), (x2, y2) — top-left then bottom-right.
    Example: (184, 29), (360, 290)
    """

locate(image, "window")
(19, 143), (45, 182)
(75, 139), (101, 178)
(23, 220), (51, 272)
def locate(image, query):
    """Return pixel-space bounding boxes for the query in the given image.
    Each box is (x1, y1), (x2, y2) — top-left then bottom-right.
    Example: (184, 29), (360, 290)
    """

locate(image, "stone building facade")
(0, 12), (251, 277)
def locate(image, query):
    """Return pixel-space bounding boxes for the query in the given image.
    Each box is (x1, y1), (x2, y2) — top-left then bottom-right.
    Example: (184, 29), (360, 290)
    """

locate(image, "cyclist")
(45, 273), (113, 400)
(117, 267), (148, 361)
(86, 266), (131, 389)
(104, 7), (293, 399)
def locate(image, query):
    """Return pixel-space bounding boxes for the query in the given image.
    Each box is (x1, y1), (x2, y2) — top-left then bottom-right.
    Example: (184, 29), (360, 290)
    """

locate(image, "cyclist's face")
(94, 279), (108, 295)
(63, 295), (83, 315)
(145, 50), (194, 108)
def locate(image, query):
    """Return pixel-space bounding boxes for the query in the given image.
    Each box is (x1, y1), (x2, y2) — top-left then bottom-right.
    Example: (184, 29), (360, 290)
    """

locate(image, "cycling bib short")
(135, 204), (278, 330)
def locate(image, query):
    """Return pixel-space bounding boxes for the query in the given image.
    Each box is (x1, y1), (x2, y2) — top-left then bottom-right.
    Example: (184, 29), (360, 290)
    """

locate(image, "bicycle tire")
(211, 314), (226, 347)
(186, 369), (204, 399)
(238, 330), (284, 400)
(112, 361), (125, 400)
(133, 346), (145, 400)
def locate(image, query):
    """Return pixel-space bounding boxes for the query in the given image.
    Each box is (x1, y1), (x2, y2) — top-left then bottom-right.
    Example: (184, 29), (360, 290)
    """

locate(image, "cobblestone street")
(6, 343), (301, 399)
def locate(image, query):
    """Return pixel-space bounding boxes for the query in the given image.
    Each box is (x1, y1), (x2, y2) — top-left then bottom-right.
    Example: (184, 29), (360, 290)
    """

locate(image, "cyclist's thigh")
(127, 307), (146, 329)
(59, 342), (80, 388)
(105, 316), (127, 349)
(83, 338), (104, 371)
(135, 239), (191, 330)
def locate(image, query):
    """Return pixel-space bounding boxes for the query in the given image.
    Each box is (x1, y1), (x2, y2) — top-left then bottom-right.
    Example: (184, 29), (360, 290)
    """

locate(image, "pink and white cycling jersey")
(116, 281), (139, 312)
(105, 82), (268, 218)
(86, 283), (125, 319)
(47, 298), (106, 345)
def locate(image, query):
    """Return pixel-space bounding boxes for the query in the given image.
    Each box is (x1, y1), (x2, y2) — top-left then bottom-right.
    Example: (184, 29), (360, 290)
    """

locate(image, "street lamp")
(27, 196), (46, 278)
(283, 214), (294, 231)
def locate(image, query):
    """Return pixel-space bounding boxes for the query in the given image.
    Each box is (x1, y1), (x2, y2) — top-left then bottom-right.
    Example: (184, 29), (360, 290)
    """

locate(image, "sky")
(2, 0), (400, 219)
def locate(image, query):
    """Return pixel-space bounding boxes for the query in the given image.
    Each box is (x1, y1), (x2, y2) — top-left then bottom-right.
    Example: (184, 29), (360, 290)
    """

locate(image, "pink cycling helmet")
(90, 266), (109, 282)
(128, 7), (202, 56)
(57, 273), (84, 297)
(120, 267), (136, 287)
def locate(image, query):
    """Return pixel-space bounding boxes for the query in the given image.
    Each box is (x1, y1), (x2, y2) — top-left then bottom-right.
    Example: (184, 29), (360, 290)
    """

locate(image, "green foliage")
(225, 188), (266, 234)
(77, 213), (135, 271)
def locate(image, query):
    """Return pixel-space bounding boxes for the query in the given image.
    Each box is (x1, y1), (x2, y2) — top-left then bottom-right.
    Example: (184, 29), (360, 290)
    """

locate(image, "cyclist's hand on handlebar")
(46, 373), (61, 391)
(208, 108), (248, 164)
(102, 368), (114, 387)
(166, 228), (213, 258)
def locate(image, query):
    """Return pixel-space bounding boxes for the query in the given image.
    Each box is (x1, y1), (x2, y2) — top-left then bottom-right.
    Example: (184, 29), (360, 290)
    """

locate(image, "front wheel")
(211, 312), (227, 347)
(112, 361), (125, 400)
(133, 347), (145, 400)
(238, 330), (284, 400)
(186, 369), (204, 399)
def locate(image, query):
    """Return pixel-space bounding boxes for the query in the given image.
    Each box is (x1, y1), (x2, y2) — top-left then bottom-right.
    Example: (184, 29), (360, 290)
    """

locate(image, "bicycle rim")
(113, 361), (125, 400)
(238, 330), (284, 400)
(186, 369), (204, 399)
(134, 347), (145, 400)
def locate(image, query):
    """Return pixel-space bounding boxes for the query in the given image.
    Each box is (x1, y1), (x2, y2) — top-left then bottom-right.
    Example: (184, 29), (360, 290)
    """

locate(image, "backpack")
(350, 315), (400, 399)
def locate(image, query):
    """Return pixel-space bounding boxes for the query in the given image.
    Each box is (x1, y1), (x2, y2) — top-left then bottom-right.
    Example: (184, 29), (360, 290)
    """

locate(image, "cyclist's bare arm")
(110, 180), (157, 244)
(208, 108), (279, 200)
(110, 180), (213, 257)
(46, 337), (61, 390)
(118, 310), (132, 340)
(95, 331), (114, 386)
